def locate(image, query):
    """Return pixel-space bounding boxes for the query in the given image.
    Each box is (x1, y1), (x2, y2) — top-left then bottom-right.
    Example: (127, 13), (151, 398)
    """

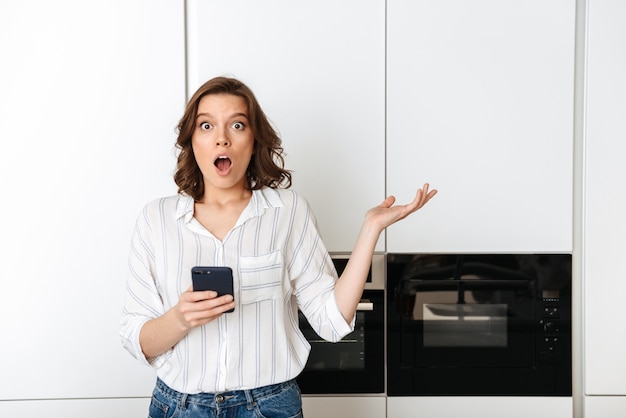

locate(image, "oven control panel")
(538, 297), (563, 363)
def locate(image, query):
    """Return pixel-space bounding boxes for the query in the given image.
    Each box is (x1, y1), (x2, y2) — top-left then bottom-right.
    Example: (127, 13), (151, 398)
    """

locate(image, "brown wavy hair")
(174, 76), (292, 201)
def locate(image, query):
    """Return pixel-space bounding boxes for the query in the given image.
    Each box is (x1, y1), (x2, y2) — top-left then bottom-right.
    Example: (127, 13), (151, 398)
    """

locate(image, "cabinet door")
(0, 0), (184, 400)
(187, 0), (386, 252)
(386, 0), (575, 252)
(584, 0), (626, 396)
(388, 397), (572, 418)
(585, 397), (626, 417)
(0, 398), (149, 418)
(303, 396), (385, 418)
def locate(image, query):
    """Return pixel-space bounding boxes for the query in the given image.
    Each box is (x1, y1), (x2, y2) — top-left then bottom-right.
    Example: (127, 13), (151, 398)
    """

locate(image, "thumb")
(380, 196), (396, 208)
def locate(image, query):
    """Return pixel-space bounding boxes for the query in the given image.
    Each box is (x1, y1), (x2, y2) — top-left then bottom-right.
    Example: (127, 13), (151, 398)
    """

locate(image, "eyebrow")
(195, 112), (249, 120)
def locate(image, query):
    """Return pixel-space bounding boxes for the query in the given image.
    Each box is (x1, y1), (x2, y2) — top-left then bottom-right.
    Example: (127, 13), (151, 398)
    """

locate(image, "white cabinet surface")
(0, 398), (150, 418)
(386, 0), (575, 253)
(0, 0), (184, 401)
(186, 0), (386, 252)
(584, 0), (626, 397)
(388, 397), (572, 418)
(303, 396), (385, 418)
(585, 396), (626, 418)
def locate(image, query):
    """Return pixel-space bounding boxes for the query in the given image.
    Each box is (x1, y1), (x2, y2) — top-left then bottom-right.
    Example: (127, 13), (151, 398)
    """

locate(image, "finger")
(179, 294), (234, 324)
(195, 296), (236, 318)
(184, 310), (222, 328)
(187, 289), (218, 302)
(409, 187), (427, 209)
(190, 305), (234, 326)
(199, 294), (234, 309)
(380, 195), (396, 208)
(199, 290), (219, 300)
(214, 294), (234, 305)
(416, 184), (437, 207)
(401, 187), (434, 216)
(422, 186), (437, 205)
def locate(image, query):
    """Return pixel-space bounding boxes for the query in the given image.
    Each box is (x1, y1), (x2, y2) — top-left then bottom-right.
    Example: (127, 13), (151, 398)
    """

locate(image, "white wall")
(0, 0), (184, 407)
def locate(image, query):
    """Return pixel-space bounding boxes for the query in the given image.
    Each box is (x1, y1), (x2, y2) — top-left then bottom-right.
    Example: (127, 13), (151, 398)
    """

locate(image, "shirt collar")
(175, 188), (285, 224)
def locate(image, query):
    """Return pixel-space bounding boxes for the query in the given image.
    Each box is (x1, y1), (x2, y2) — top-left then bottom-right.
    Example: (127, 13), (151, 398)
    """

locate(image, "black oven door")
(386, 253), (571, 396)
(296, 289), (384, 394)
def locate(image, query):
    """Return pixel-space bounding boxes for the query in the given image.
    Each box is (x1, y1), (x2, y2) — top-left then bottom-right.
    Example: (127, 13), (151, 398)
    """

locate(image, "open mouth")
(214, 155), (232, 173)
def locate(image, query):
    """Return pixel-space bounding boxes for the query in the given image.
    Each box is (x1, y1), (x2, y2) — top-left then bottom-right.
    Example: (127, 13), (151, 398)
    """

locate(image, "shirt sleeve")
(119, 202), (169, 367)
(286, 192), (355, 342)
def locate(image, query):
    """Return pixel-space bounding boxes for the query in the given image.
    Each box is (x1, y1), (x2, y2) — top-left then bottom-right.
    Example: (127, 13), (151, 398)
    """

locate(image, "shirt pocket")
(239, 251), (284, 305)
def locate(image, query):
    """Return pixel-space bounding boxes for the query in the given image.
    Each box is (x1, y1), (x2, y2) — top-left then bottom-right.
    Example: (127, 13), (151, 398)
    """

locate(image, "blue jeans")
(148, 378), (304, 418)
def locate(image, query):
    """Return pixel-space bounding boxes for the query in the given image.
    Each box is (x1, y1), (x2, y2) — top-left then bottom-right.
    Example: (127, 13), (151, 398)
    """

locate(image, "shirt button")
(215, 394), (224, 404)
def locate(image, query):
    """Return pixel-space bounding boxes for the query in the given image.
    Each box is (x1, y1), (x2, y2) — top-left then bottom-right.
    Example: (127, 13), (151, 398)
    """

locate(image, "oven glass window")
(300, 311), (366, 371)
(422, 301), (507, 347)
(297, 288), (385, 394)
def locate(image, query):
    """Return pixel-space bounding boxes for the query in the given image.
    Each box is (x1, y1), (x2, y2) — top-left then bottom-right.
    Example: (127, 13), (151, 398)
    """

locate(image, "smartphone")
(191, 266), (235, 313)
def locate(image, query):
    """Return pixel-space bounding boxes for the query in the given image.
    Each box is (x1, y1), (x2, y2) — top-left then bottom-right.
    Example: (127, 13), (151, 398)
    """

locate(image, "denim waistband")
(154, 378), (297, 409)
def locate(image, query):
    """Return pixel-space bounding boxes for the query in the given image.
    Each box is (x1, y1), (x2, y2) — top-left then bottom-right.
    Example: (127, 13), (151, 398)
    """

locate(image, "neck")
(200, 185), (252, 207)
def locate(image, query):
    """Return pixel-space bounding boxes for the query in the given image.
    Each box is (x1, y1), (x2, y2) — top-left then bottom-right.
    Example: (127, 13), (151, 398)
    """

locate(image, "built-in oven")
(296, 253), (385, 394)
(386, 253), (572, 396)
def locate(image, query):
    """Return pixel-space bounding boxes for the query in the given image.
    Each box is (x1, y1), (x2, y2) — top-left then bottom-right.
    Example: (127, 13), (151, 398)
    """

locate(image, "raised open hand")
(334, 183), (438, 321)
(365, 183), (437, 232)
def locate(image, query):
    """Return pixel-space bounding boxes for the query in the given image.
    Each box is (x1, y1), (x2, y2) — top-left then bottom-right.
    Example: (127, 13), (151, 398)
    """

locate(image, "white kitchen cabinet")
(0, 0), (184, 402)
(388, 397), (572, 418)
(584, 0), (626, 400)
(0, 398), (150, 418)
(585, 396), (626, 418)
(303, 396), (385, 418)
(186, 0), (386, 252)
(386, 0), (575, 253)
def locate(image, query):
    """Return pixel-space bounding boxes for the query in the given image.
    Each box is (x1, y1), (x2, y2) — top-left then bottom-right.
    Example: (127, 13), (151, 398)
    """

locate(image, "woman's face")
(191, 93), (255, 197)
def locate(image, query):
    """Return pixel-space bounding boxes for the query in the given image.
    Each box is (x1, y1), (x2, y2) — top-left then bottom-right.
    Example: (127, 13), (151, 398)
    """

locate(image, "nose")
(216, 127), (230, 146)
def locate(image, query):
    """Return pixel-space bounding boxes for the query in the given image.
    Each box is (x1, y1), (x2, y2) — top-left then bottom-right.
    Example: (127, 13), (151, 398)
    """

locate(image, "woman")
(120, 76), (436, 417)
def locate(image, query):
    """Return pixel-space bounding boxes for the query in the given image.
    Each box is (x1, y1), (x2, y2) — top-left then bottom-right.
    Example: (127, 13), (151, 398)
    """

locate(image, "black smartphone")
(191, 266), (235, 313)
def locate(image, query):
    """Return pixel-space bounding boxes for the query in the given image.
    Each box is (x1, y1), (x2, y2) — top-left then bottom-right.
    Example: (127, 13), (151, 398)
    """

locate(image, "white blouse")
(120, 188), (353, 394)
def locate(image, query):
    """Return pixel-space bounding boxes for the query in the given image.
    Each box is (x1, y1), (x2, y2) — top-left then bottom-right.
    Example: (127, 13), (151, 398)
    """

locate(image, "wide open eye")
(232, 121), (245, 130)
(200, 122), (211, 130)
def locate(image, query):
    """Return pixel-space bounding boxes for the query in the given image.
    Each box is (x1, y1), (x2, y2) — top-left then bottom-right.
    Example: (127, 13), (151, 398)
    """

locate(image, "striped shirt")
(120, 188), (353, 394)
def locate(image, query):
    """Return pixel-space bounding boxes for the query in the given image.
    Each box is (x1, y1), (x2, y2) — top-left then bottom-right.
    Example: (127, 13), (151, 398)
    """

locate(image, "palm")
(366, 183), (437, 230)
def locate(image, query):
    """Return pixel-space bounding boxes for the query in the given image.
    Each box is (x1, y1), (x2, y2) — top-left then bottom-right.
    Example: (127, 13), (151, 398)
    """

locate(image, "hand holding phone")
(191, 266), (235, 313)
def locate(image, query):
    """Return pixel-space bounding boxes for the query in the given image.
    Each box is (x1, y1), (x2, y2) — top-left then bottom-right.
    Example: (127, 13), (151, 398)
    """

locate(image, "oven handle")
(404, 279), (529, 291)
(357, 300), (374, 311)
